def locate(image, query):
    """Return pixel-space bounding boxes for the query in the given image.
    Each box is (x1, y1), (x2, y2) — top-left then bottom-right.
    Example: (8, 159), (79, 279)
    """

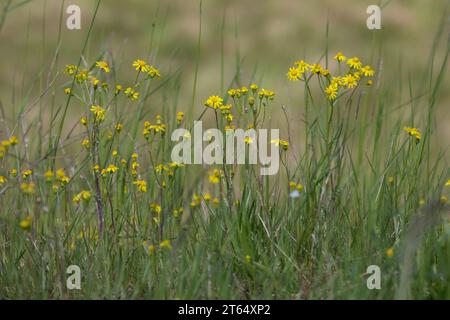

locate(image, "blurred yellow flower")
(386, 247), (394, 258)
(90, 105), (106, 122)
(19, 215), (32, 230)
(334, 52), (346, 62)
(403, 127), (421, 143)
(160, 240), (172, 250)
(95, 60), (110, 73)
(347, 57), (362, 70)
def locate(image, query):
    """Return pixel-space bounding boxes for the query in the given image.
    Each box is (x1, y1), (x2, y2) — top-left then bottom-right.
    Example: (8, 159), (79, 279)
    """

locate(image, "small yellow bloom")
(0, 175), (7, 184)
(132, 59), (150, 72)
(386, 247), (394, 258)
(361, 65), (375, 77)
(245, 255), (251, 263)
(64, 88), (72, 95)
(343, 74), (358, 89)
(325, 84), (338, 101)
(440, 196), (448, 204)
(347, 57), (362, 70)
(160, 239), (173, 250)
(203, 193), (211, 201)
(403, 127), (421, 143)
(334, 52), (346, 62)
(80, 117), (87, 126)
(419, 198), (426, 206)
(20, 182), (35, 194)
(445, 180), (450, 187)
(133, 180), (147, 193)
(244, 136), (253, 144)
(82, 139), (90, 148)
(22, 169), (32, 179)
(208, 169), (221, 184)
(150, 203), (162, 214)
(176, 112), (184, 124)
(9, 168), (17, 177)
(287, 67), (302, 81)
(115, 123), (123, 132)
(90, 105), (106, 122)
(147, 65), (161, 79)
(44, 170), (54, 182)
(104, 164), (119, 174)
(19, 215), (32, 230)
(205, 95), (223, 109)
(9, 136), (18, 146)
(95, 60), (110, 73)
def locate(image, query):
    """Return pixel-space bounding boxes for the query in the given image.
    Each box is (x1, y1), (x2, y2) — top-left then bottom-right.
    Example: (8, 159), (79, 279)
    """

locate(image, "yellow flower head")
(361, 65), (375, 77)
(176, 111), (184, 124)
(133, 180), (147, 193)
(22, 169), (33, 179)
(287, 67), (302, 81)
(250, 84), (259, 92)
(208, 169), (222, 184)
(445, 180), (450, 187)
(347, 57), (362, 70)
(90, 105), (106, 122)
(334, 52), (346, 62)
(0, 175), (7, 184)
(160, 239), (172, 250)
(403, 127), (421, 143)
(341, 74), (357, 88)
(386, 247), (394, 258)
(147, 65), (161, 79)
(132, 59), (150, 72)
(150, 203), (162, 214)
(44, 170), (54, 182)
(95, 60), (110, 73)
(19, 215), (32, 230)
(104, 164), (119, 174)
(205, 95), (223, 109)
(20, 182), (35, 194)
(325, 84), (338, 101)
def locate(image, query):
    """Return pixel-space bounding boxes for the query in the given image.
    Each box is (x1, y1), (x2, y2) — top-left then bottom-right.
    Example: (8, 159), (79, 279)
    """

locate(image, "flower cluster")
(287, 53), (375, 101)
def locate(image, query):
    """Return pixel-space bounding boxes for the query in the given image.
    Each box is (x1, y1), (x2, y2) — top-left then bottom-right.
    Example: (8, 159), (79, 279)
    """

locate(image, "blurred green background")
(0, 0), (449, 151)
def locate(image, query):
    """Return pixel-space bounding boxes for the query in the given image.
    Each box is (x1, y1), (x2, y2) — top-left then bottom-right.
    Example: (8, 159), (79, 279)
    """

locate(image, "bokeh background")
(0, 0), (449, 153)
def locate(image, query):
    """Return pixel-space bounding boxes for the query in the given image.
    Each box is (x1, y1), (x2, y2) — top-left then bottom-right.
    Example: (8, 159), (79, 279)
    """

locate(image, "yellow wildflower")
(334, 52), (346, 62)
(160, 239), (172, 250)
(20, 182), (35, 194)
(150, 203), (162, 214)
(386, 247), (394, 258)
(325, 84), (338, 101)
(19, 215), (32, 230)
(22, 169), (33, 179)
(44, 170), (54, 182)
(403, 127), (421, 143)
(95, 60), (110, 73)
(361, 65), (375, 77)
(205, 95), (223, 109)
(90, 105), (106, 122)
(287, 67), (302, 81)
(132, 59), (150, 72)
(133, 180), (147, 193)
(347, 57), (362, 70)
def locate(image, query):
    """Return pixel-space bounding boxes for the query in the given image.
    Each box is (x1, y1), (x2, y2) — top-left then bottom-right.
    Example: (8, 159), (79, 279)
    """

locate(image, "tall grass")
(0, 1), (449, 299)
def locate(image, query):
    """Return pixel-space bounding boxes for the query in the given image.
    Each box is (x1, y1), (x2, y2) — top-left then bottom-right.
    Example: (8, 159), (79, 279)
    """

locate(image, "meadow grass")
(0, 1), (450, 299)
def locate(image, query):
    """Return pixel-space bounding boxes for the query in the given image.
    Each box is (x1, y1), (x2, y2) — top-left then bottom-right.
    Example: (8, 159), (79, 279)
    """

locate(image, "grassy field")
(0, 0), (450, 299)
